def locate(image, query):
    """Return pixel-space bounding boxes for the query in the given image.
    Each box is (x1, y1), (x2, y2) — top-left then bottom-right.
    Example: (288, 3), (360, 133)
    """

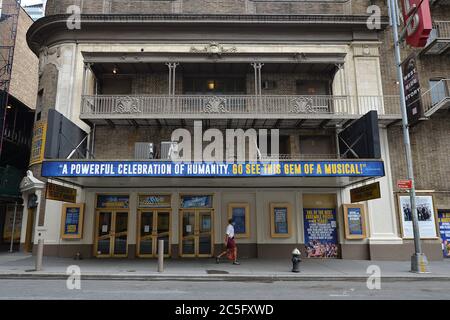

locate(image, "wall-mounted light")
(112, 66), (118, 74)
(207, 80), (215, 90)
(6, 105), (12, 109)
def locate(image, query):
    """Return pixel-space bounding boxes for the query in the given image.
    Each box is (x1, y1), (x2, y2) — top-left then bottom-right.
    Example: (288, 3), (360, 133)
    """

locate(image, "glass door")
(180, 210), (196, 257)
(113, 212), (128, 257)
(95, 211), (128, 257)
(137, 210), (171, 257)
(96, 211), (113, 257)
(137, 211), (154, 257)
(198, 210), (213, 257)
(180, 209), (214, 257)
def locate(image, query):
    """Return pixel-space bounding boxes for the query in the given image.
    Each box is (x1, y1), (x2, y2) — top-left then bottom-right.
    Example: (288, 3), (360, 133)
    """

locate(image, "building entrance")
(136, 209), (171, 257)
(179, 209), (214, 257)
(95, 210), (129, 257)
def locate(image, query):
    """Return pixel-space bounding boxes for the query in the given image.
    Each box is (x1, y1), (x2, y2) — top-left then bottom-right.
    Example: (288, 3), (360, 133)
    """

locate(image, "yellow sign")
(350, 182), (381, 203)
(29, 120), (47, 166)
(46, 182), (77, 203)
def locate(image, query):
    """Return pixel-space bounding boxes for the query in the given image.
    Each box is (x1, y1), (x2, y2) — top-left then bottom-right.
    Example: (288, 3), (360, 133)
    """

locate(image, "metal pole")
(388, 0), (428, 273)
(35, 239), (44, 271)
(9, 202), (18, 253)
(158, 239), (164, 273)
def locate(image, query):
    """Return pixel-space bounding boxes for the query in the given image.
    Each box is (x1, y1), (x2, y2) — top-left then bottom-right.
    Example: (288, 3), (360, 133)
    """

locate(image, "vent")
(135, 142), (154, 159)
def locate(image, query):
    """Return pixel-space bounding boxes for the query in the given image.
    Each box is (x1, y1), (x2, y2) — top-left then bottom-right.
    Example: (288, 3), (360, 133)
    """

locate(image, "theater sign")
(401, 0), (432, 48)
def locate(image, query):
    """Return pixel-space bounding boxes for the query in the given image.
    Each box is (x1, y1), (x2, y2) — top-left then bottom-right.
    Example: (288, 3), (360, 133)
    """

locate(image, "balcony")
(422, 21), (450, 55)
(421, 79), (450, 117)
(80, 94), (401, 128)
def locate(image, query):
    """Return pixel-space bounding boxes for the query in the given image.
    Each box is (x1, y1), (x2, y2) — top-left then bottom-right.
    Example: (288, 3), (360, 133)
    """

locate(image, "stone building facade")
(18, 0), (449, 261)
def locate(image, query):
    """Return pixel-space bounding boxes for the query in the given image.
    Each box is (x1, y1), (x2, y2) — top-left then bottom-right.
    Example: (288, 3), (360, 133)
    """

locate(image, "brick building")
(19, 0), (449, 261)
(0, 4), (38, 252)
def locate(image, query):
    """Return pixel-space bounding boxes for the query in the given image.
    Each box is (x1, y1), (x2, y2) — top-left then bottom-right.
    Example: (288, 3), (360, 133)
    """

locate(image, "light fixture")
(6, 105), (12, 109)
(207, 80), (215, 90)
(112, 66), (118, 74)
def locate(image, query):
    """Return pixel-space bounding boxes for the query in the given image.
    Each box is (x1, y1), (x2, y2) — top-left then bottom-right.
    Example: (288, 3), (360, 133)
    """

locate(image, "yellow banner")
(29, 120), (47, 166)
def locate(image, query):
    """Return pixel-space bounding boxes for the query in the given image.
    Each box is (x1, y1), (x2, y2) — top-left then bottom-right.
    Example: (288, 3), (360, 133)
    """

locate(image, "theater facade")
(19, 0), (445, 261)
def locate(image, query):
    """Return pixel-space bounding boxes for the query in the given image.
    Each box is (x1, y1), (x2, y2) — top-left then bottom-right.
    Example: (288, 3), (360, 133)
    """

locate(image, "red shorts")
(226, 238), (236, 249)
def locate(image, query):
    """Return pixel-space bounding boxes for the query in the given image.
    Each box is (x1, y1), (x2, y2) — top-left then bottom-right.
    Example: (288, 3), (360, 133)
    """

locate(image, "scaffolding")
(0, 0), (21, 159)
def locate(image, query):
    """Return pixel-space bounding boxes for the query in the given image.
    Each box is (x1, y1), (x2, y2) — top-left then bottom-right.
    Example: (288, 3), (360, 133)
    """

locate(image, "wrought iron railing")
(81, 94), (398, 118)
(421, 79), (450, 116)
(433, 21), (450, 39)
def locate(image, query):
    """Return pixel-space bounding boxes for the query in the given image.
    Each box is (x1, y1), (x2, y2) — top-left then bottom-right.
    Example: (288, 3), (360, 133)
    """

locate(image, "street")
(0, 279), (449, 300)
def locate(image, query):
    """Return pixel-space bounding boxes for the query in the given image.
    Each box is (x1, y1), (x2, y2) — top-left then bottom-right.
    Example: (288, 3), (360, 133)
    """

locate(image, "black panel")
(44, 109), (88, 159)
(338, 111), (381, 159)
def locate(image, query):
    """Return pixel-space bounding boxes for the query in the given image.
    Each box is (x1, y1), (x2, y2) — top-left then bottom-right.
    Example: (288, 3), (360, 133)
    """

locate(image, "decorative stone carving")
(190, 42), (237, 57)
(203, 96), (229, 113)
(115, 97), (142, 114)
(39, 46), (62, 75)
(289, 97), (315, 113)
(20, 170), (45, 193)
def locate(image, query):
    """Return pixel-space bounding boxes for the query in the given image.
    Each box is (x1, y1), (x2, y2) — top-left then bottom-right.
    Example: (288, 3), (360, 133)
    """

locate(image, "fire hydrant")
(291, 248), (301, 273)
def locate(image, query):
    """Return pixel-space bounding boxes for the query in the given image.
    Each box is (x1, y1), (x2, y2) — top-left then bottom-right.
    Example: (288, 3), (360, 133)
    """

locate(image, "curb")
(1, 273), (449, 282)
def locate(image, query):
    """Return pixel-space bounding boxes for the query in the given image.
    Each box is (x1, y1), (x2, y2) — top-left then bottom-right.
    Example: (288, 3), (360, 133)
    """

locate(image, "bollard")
(35, 239), (44, 271)
(291, 248), (301, 273)
(158, 239), (164, 273)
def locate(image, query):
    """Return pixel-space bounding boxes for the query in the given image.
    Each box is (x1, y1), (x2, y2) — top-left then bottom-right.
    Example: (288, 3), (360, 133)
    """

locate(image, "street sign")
(397, 179), (413, 190)
(401, 54), (423, 126)
(350, 182), (381, 203)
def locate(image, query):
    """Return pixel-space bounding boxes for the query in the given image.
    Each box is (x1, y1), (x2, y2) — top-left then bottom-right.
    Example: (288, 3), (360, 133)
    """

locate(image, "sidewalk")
(0, 252), (449, 281)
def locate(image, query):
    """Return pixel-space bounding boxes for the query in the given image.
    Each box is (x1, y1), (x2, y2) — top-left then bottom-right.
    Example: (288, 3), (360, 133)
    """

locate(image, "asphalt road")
(0, 279), (449, 300)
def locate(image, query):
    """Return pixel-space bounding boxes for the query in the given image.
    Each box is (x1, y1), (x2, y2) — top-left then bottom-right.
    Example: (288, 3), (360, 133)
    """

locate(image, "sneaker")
(216, 256), (220, 264)
(233, 261), (240, 265)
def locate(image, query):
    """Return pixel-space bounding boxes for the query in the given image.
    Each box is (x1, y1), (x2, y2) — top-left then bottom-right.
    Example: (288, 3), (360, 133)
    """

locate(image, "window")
(429, 78), (448, 106)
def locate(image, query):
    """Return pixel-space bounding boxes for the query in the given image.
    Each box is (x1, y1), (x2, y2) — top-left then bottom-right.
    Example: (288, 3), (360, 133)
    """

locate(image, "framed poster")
(398, 195), (438, 239)
(342, 204), (367, 239)
(270, 203), (291, 238)
(60, 204), (84, 239)
(303, 208), (338, 258)
(228, 203), (250, 238)
(438, 209), (450, 258)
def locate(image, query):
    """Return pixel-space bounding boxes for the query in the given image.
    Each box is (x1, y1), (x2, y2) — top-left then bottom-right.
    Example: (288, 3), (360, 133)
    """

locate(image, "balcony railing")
(421, 79), (450, 117)
(423, 21), (450, 54)
(2, 127), (31, 147)
(81, 94), (400, 119)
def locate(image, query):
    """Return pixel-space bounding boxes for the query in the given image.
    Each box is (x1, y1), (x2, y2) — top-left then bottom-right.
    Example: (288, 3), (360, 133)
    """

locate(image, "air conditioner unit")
(160, 141), (175, 160)
(135, 142), (154, 159)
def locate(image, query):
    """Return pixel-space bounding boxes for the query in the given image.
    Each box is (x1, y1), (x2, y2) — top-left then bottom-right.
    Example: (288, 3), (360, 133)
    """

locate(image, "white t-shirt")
(226, 224), (235, 239)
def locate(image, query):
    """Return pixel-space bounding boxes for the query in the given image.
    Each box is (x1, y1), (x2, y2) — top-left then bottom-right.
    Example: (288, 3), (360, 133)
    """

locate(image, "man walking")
(216, 218), (240, 265)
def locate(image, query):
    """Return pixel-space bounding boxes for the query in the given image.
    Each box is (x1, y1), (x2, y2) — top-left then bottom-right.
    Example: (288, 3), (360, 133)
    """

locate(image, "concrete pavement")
(0, 252), (449, 281)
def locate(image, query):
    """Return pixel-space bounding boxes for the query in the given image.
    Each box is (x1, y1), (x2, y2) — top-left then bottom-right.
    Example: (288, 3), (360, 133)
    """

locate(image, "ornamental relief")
(114, 97), (142, 114)
(203, 96), (229, 113)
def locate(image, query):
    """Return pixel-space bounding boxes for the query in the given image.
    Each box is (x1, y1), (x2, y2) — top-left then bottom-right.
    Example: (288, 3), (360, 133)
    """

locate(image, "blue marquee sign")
(41, 161), (385, 178)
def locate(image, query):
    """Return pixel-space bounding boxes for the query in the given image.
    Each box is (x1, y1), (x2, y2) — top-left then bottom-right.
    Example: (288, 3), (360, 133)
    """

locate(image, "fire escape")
(0, 0), (21, 159)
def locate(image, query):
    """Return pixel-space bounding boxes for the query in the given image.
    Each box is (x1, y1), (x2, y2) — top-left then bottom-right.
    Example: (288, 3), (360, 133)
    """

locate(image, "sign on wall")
(401, 0), (432, 48)
(138, 195), (171, 208)
(46, 182), (77, 203)
(438, 210), (450, 258)
(29, 120), (47, 166)
(96, 195), (129, 209)
(304, 208), (338, 258)
(398, 195), (438, 239)
(60, 204), (84, 239)
(180, 195), (212, 208)
(402, 54), (423, 126)
(342, 204), (367, 240)
(228, 203), (250, 238)
(42, 160), (385, 178)
(270, 203), (291, 238)
(350, 182), (381, 203)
